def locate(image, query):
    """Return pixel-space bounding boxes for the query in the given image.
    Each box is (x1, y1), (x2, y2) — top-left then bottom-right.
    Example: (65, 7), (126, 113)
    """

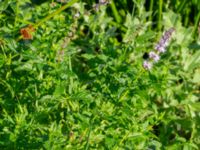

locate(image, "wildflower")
(50, 2), (57, 8)
(155, 44), (166, 53)
(159, 38), (168, 47)
(149, 51), (160, 62)
(99, 0), (110, 5)
(93, 4), (100, 11)
(74, 12), (80, 18)
(143, 60), (152, 70)
(143, 27), (175, 70)
(155, 28), (175, 53)
(93, 0), (110, 11)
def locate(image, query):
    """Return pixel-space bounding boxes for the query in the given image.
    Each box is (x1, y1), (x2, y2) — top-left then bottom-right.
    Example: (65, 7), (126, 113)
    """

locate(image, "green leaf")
(0, 54), (5, 68)
(189, 102), (200, 111)
(183, 50), (200, 71)
(14, 62), (33, 71)
(54, 83), (65, 96)
(81, 53), (96, 60)
(0, 0), (10, 12)
(192, 69), (200, 83)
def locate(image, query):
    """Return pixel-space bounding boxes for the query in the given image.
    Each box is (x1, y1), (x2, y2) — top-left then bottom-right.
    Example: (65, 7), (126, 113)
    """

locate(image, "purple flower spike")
(155, 28), (175, 53)
(149, 51), (160, 62)
(159, 38), (168, 47)
(142, 27), (175, 71)
(155, 44), (166, 53)
(143, 60), (152, 70)
(99, 0), (109, 5)
(163, 28), (175, 40)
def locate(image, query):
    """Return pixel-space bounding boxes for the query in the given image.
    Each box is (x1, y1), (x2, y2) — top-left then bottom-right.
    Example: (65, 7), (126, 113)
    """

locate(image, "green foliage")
(0, 0), (199, 149)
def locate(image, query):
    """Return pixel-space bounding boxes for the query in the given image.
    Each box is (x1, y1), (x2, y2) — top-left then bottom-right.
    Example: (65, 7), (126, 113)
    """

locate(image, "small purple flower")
(163, 28), (175, 40)
(143, 60), (152, 70)
(149, 51), (160, 62)
(142, 27), (175, 70)
(94, 0), (109, 10)
(155, 28), (175, 53)
(159, 38), (168, 47)
(155, 44), (166, 53)
(99, 0), (109, 5)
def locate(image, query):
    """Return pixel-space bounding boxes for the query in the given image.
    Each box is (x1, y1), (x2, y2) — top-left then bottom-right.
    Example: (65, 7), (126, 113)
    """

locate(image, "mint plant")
(0, 0), (199, 149)
(143, 28), (175, 70)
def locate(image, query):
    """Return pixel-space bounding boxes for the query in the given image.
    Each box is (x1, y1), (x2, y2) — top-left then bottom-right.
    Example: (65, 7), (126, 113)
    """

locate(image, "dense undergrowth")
(0, 0), (200, 149)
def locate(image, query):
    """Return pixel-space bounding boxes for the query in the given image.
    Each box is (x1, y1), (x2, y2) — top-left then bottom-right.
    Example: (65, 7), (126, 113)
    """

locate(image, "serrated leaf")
(54, 83), (65, 96)
(189, 102), (200, 111)
(183, 50), (200, 71)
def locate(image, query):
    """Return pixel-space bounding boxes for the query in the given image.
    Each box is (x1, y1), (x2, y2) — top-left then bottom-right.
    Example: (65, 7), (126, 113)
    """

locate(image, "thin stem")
(192, 12), (200, 38)
(85, 117), (95, 150)
(34, 0), (79, 28)
(149, 0), (154, 25)
(110, 0), (121, 23)
(14, 0), (19, 28)
(184, 9), (190, 26)
(176, 0), (187, 13)
(158, 0), (163, 31)
(17, 0), (79, 41)
(16, 18), (34, 25)
(85, 127), (91, 150)
(68, 55), (73, 94)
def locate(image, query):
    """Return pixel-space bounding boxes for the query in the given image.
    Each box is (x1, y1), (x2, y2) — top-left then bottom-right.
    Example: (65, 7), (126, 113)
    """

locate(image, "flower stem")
(17, 0), (79, 41)
(148, 0), (154, 27)
(158, 0), (163, 31)
(34, 0), (79, 28)
(110, 0), (121, 23)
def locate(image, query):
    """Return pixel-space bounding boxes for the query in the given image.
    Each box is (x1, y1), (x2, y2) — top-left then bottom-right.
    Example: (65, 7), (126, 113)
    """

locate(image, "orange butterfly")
(20, 25), (35, 40)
